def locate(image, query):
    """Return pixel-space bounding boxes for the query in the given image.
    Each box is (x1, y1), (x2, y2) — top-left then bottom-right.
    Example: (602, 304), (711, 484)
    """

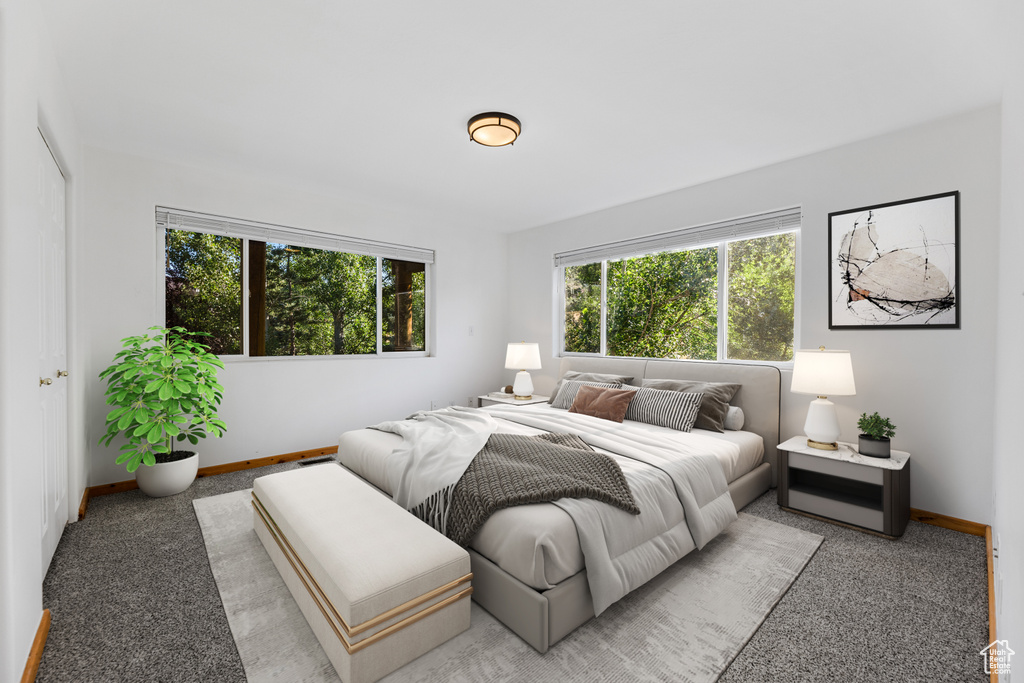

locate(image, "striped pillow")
(551, 380), (622, 410)
(624, 388), (704, 432)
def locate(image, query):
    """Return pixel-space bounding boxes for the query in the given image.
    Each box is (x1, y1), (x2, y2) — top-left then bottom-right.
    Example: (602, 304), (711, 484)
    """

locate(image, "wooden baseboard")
(20, 609), (50, 683)
(910, 508), (996, 679)
(195, 445), (338, 478)
(77, 489), (89, 521)
(909, 508), (987, 537)
(84, 445), (340, 508)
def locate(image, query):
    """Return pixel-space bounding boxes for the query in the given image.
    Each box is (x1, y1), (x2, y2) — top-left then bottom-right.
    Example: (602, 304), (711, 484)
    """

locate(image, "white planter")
(135, 452), (199, 497)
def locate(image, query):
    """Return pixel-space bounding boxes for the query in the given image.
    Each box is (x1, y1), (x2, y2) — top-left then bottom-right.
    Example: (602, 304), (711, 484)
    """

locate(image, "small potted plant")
(857, 411), (896, 458)
(99, 326), (227, 497)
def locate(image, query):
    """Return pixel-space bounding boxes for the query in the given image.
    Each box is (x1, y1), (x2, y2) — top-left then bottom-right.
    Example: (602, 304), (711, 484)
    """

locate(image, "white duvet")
(360, 404), (739, 616)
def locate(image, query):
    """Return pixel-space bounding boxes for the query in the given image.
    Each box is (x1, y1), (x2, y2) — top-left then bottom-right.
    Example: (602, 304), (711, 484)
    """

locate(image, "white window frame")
(555, 208), (801, 367)
(156, 207), (434, 361)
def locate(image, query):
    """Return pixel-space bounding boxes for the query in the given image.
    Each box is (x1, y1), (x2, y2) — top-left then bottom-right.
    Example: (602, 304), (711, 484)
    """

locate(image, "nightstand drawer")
(788, 489), (884, 532)
(790, 452), (882, 485)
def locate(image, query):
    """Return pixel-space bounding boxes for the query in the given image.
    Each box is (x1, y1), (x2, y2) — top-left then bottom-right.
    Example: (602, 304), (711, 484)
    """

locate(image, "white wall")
(0, 0), (83, 679)
(507, 107), (1001, 524)
(81, 146), (509, 487)
(993, 0), (1024, 662)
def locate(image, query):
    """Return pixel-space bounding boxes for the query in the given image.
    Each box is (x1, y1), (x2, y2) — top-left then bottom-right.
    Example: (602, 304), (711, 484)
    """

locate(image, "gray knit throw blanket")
(410, 432), (640, 547)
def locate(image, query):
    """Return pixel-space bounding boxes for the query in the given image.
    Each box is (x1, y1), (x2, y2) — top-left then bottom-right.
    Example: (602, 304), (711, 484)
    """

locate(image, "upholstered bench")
(252, 465), (472, 683)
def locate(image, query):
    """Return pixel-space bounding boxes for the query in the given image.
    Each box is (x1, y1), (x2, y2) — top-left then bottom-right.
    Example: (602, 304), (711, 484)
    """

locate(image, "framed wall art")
(828, 191), (960, 329)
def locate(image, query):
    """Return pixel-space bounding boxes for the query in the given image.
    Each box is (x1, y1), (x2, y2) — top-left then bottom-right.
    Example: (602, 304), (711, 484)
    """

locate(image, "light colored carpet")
(195, 488), (822, 683)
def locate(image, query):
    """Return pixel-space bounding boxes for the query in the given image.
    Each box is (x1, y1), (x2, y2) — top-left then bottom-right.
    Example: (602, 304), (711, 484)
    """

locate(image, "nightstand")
(777, 435), (910, 538)
(477, 394), (550, 408)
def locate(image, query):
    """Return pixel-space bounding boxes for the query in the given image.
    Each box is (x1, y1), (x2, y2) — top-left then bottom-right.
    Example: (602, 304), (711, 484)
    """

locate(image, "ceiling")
(39, 1), (1005, 233)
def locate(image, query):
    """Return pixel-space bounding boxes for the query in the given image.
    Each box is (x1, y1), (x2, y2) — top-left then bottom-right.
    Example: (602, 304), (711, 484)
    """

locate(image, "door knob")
(57, 370), (68, 377)
(39, 377), (53, 386)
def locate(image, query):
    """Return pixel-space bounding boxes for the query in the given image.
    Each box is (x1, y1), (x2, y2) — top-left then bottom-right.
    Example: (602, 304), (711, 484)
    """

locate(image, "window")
(165, 230), (243, 355)
(563, 263), (601, 354)
(557, 209), (798, 363)
(159, 208), (432, 358)
(381, 258), (426, 352)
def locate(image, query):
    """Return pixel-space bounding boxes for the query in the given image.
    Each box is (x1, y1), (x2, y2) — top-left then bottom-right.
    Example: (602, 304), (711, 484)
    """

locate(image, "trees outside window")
(258, 243), (376, 356)
(382, 259), (426, 352)
(561, 232), (795, 362)
(564, 263), (601, 354)
(727, 233), (795, 362)
(165, 228), (428, 357)
(607, 248), (718, 360)
(165, 230), (242, 355)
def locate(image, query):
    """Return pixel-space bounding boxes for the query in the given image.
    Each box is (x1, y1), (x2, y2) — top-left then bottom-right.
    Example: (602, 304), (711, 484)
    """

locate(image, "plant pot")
(135, 451), (199, 497)
(858, 435), (891, 459)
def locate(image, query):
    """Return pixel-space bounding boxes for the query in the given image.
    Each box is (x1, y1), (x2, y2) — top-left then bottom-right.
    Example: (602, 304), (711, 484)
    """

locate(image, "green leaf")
(158, 383), (173, 401)
(187, 434), (198, 445)
(142, 452), (156, 466)
(116, 450), (135, 464)
(147, 424), (164, 444)
(106, 407), (128, 421)
(118, 411), (136, 430)
(126, 453), (144, 473)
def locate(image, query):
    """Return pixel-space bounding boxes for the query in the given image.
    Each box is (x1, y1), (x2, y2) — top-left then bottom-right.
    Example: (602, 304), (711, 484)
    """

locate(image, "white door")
(38, 131), (68, 577)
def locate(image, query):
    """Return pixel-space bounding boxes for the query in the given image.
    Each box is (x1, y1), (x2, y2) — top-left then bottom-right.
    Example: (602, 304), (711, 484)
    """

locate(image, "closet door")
(38, 131), (68, 577)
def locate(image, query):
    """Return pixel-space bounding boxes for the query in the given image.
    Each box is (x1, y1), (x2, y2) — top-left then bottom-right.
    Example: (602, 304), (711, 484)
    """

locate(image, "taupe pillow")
(640, 379), (740, 432)
(569, 384), (637, 423)
(548, 371), (635, 404)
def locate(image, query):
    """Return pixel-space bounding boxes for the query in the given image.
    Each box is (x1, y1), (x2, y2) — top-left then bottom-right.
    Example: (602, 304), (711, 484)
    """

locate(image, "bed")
(336, 358), (780, 652)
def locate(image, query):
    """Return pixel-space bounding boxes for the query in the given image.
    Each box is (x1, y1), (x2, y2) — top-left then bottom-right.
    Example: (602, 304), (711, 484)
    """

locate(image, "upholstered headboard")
(557, 358), (781, 486)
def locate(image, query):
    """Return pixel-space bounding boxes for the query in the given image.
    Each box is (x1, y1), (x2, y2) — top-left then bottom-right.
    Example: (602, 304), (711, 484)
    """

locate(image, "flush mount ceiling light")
(468, 112), (521, 147)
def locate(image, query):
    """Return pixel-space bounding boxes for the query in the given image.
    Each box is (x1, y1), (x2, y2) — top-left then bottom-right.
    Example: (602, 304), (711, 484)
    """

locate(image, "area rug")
(195, 488), (822, 683)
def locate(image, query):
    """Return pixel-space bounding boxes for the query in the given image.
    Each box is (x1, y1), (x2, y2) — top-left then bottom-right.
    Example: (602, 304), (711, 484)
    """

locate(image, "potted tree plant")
(857, 411), (896, 458)
(99, 326), (227, 497)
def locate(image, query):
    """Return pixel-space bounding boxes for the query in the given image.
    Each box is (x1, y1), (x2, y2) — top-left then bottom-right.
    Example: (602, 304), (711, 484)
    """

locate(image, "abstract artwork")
(828, 191), (960, 329)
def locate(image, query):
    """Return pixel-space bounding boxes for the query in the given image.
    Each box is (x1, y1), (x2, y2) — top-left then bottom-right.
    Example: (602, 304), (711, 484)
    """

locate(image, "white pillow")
(724, 406), (745, 431)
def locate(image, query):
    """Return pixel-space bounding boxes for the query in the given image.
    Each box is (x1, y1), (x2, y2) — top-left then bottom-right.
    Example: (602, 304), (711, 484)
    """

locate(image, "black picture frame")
(828, 191), (960, 329)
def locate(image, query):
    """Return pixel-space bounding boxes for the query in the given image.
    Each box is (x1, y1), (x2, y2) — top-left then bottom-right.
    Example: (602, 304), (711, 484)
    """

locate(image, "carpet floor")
(38, 459), (990, 682)
(197, 488), (820, 682)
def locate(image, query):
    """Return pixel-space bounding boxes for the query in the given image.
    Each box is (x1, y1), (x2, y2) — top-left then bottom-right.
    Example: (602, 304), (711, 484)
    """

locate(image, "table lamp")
(505, 342), (542, 400)
(791, 347), (856, 450)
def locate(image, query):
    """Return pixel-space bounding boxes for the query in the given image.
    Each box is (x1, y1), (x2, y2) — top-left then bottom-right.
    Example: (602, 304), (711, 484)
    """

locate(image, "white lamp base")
(804, 397), (840, 450)
(512, 370), (534, 400)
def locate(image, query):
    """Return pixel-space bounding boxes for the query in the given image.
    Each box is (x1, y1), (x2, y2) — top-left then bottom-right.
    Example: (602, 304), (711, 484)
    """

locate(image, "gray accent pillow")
(548, 371), (635, 404)
(641, 379), (740, 433)
(551, 380), (622, 410)
(624, 387), (703, 432)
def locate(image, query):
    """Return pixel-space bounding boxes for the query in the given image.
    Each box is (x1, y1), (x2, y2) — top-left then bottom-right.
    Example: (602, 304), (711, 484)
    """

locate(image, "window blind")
(553, 207), (801, 267)
(156, 207), (435, 264)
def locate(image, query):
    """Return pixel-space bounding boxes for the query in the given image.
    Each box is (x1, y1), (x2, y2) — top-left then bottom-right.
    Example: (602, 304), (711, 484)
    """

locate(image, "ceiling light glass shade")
(505, 342), (542, 370)
(468, 112), (521, 147)
(791, 349), (856, 396)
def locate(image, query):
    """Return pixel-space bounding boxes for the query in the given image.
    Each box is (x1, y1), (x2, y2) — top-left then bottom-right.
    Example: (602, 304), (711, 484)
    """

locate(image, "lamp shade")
(505, 342), (541, 370)
(791, 349), (856, 396)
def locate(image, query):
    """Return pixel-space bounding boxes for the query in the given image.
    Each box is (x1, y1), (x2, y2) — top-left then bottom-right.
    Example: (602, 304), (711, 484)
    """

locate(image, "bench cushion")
(252, 465), (472, 683)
